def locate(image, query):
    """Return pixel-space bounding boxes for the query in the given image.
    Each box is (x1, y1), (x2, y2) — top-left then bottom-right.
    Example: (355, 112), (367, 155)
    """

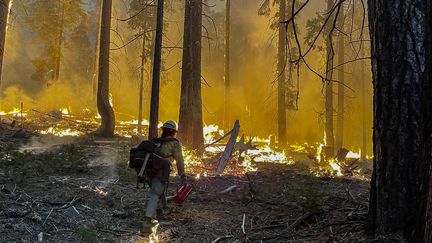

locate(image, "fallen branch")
(211, 235), (234, 243)
(288, 212), (313, 230)
(55, 196), (85, 210)
(219, 185), (238, 194)
(43, 208), (53, 225)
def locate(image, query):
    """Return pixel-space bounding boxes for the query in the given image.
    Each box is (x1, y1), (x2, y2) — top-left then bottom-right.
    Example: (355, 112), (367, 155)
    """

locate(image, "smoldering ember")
(0, 0), (431, 242)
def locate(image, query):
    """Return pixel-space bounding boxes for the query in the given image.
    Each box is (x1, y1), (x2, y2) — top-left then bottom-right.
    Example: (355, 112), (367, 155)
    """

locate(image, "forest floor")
(0, 130), (374, 243)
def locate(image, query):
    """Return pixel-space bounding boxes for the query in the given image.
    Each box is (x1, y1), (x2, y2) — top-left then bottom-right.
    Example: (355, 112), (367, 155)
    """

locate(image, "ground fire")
(1, 0), (430, 242)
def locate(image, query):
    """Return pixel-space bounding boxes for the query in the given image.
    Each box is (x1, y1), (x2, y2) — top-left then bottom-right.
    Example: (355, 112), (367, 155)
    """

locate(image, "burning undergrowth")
(0, 106), (371, 180)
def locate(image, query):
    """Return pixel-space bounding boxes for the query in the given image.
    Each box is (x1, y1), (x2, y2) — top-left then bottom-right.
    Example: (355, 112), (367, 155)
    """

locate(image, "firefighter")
(142, 120), (186, 233)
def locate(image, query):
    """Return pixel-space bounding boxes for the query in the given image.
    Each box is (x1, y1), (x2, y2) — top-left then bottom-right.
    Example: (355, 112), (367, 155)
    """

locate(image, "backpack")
(129, 137), (178, 188)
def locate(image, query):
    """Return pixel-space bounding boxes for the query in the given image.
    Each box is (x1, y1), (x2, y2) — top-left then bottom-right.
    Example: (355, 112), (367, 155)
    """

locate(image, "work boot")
(140, 217), (155, 234)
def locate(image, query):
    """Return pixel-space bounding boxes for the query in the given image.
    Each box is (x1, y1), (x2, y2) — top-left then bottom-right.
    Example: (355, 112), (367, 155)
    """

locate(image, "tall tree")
(178, 0), (204, 150)
(138, 34), (146, 135)
(335, 3), (344, 151)
(26, 0), (85, 84)
(92, 0), (102, 104)
(277, 0), (287, 150)
(224, 0), (231, 130)
(148, 0), (164, 139)
(324, 0), (335, 156)
(259, 0), (303, 150)
(53, 4), (65, 81)
(367, 0), (432, 241)
(96, 0), (115, 137)
(128, 0), (157, 135)
(0, 0), (10, 87)
(360, 47), (367, 161)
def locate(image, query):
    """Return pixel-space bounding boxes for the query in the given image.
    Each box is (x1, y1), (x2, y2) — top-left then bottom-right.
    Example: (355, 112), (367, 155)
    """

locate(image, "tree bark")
(93, 0), (102, 105)
(335, 4), (344, 152)
(138, 33), (146, 135)
(178, 0), (192, 146)
(277, 0), (287, 150)
(148, 0), (164, 139)
(96, 0), (115, 137)
(178, 0), (204, 150)
(324, 0), (335, 156)
(224, 0), (231, 130)
(424, 1), (432, 242)
(0, 0), (9, 89)
(367, 0), (431, 241)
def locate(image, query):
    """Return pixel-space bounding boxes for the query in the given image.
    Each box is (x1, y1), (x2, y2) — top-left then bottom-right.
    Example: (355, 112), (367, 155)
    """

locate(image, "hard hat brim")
(161, 125), (177, 131)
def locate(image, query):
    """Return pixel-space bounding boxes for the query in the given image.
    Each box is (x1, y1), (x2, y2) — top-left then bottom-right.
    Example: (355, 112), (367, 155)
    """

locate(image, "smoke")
(2, 0), (373, 154)
(19, 135), (79, 153)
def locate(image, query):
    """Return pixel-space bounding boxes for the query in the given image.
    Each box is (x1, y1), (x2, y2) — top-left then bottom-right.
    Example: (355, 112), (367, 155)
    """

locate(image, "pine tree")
(96, 0), (115, 137)
(178, 0), (204, 150)
(367, 0), (432, 240)
(148, 0), (164, 139)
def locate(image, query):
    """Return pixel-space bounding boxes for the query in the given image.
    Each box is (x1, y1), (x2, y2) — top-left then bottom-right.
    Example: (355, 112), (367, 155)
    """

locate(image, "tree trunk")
(224, 0), (230, 130)
(324, 0), (335, 156)
(367, 0), (431, 241)
(0, 0), (9, 89)
(425, 1), (432, 240)
(148, 0), (164, 140)
(360, 47), (367, 161)
(178, 0), (192, 146)
(335, 3), (344, 151)
(53, 3), (65, 81)
(178, 0), (204, 150)
(93, 0), (102, 105)
(96, 0), (115, 137)
(138, 33), (146, 135)
(277, 0), (287, 150)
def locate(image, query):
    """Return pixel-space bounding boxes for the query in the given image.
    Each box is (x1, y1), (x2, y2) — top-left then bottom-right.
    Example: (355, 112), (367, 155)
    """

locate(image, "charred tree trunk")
(224, 0), (230, 130)
(277, 0), (287, 150)
(96, 0), (115, 137)
(138, 34), (146, 135)
(335, 4), (344, 151)
(93, 0), (102, 104)
(0, 0), (9, 88)
(148, 0), (164, 139)
(367, 0), (432, 241)
(324, 0), (335, 156)
(178, 0), (204, 150)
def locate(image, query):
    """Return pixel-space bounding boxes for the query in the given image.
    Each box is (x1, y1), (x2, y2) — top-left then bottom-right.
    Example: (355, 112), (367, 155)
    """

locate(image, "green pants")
(145, 177), (167, 218)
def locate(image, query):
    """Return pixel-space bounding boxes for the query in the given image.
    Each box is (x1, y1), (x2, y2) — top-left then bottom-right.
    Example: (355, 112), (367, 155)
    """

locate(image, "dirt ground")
(0, 135), (372, 243)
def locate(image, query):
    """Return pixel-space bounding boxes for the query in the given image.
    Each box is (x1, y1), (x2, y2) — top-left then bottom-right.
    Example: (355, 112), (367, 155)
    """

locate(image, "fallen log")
(216, 120), (240, 176)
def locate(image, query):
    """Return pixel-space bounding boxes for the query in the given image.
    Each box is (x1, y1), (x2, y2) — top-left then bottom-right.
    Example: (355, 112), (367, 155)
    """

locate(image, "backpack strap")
(138, 153), (151, 177)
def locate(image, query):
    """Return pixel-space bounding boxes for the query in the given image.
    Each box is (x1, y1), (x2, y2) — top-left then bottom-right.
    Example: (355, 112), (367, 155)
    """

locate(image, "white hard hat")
(161, 120), (177, 131)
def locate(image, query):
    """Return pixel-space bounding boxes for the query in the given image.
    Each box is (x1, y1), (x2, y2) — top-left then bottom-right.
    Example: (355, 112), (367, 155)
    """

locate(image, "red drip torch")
(174, 184), (193, 204)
